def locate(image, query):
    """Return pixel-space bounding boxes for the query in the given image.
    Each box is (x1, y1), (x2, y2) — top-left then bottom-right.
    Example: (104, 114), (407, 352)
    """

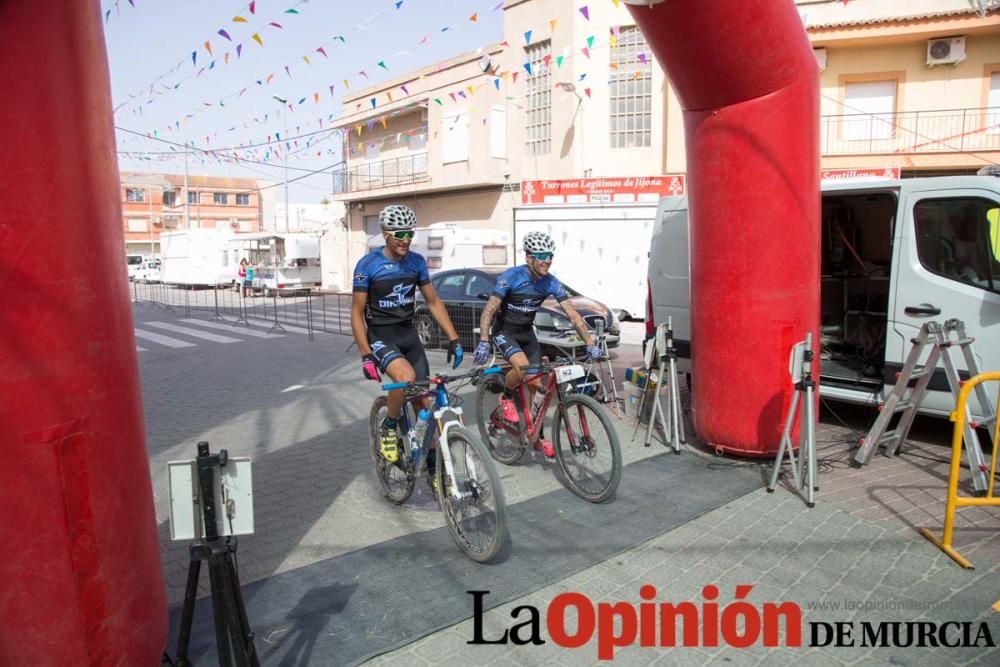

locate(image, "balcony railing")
(332, 152), (429, 193)
(821, 107), (1000, 156)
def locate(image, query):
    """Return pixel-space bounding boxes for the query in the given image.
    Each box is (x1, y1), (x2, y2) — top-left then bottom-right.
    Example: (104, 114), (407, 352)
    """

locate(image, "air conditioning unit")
(420, 108), (429, 123)
(813, 48), (827, 72)
(926, 36), (965, 66)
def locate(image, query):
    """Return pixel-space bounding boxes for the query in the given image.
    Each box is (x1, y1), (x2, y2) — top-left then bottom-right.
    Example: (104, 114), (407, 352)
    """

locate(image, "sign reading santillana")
(521, 175), (686, 205)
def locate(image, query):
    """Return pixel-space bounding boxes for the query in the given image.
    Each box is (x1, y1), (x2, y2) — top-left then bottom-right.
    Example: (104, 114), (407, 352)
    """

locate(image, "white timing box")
(168, 457), (254, 541)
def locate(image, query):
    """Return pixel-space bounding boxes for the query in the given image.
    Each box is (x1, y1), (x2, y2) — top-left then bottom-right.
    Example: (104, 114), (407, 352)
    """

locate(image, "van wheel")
(613, 309), (630, 322)
(415, 314), (436, 346)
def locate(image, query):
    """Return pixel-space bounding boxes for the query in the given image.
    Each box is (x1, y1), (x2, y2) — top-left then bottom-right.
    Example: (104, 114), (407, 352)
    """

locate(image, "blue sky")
(105, 0), (503, 201)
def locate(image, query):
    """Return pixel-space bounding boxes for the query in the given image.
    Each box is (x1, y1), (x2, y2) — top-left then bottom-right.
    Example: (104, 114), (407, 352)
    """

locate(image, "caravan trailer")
(228, 233), (321, 295)
(647, 174), (1000, 418)
(365, 223), (512, 273)
(160, 229), (235, 287)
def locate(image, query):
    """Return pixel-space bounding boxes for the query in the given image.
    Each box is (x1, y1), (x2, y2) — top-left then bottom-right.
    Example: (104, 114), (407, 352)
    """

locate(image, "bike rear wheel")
(369, 397), (415, 505)
(475, 375), (525, 465)
(437, 426), (508, 562)
(553, 393), (622, 503)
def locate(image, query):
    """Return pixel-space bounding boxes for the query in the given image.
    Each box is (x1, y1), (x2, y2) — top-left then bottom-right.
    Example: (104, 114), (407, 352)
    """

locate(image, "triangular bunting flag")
(233, 16), (247, 23)
(218, 29), (232, 41)
(524, 30), (532, 45)
(587, 35), (594, 49)
(579, 6), (589, 20)
(303, 55), (311, 65)
(370, 97), (377, 109)
(556, 55), (564, 68)
(581, 47), (590, 59)
(523, 62), (532, 76)
(252, 33), (262, 46)
(377, 61), (388, 70)
(249, 1), (256, 14)
(469, 13), (477, 22)
(317, 47), (327, 58)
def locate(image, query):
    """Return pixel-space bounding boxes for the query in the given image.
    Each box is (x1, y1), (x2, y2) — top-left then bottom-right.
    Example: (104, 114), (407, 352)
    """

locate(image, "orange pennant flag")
(251, 33), (262, 46)
(469, 13), (477, 22)
(549, 18), (558, 33)
(224, 52), (230, 65)
(386, 91), (393, 102)
(204, 41), (213, 56)
(265, 73), (274, 84)
(314, 93), (319, 103)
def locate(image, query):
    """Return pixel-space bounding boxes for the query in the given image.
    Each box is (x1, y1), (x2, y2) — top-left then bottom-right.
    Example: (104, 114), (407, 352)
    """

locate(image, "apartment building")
(330, 0), (999, 273)
(119, 172), (270, 256)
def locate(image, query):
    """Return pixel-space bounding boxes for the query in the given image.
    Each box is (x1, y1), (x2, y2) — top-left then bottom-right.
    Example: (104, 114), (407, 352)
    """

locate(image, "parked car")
(414, 267), (621, 356)
(134, 257), (161, 283)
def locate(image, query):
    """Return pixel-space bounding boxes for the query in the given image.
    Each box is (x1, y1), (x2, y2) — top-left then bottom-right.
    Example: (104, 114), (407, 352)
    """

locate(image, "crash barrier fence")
(129, 281), (488, 350)
(920, 371), (1000, 569)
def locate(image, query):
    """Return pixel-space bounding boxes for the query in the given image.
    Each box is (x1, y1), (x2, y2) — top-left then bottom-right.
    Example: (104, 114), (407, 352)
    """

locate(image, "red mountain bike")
(475, 361), (621, 503)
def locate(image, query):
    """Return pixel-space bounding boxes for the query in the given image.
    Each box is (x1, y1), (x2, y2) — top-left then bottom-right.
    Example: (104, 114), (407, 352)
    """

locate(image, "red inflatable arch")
(625, 0), (820, 455)
(0, 2), (167, 664)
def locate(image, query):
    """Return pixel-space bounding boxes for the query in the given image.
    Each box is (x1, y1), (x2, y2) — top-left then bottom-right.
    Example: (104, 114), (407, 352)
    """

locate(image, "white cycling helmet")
(379, 204), (416, 231)
(523, 231), (556, 254)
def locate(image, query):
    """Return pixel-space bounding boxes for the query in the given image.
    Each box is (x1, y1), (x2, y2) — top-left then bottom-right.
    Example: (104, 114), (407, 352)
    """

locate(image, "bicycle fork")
(434, 409), (479, 501)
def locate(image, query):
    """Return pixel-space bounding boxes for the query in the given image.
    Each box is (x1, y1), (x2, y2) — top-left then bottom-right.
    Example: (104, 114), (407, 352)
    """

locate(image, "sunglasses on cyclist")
(530, 252), (554, 262)
(388, 230), (415, 240)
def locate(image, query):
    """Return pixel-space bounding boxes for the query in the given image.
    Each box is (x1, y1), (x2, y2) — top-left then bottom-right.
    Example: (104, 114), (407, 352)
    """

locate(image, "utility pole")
(183, 144), (190, 229)
(273, 96), (290, 233)
(147, 159), (155, 254)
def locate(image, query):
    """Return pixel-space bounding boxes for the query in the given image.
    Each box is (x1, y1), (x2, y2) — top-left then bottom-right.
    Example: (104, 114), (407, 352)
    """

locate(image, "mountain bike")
(475, 360), (622, 503)
(369, 366), (508, 562)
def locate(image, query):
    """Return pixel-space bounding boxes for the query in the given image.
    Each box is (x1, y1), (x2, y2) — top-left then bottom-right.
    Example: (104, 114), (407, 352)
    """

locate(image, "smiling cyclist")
(473, 231), (603, 457)
(351, 204), (463, 473)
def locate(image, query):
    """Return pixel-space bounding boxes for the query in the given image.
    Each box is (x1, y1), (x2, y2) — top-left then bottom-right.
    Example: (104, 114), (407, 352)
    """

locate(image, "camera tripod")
(174, 442), (259, 667)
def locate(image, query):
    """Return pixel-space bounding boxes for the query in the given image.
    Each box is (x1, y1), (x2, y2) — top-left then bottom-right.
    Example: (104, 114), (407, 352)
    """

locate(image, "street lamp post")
(183, 144), (190, 229)
(147, 159), (155, 254)
(273, 96), (290, 233)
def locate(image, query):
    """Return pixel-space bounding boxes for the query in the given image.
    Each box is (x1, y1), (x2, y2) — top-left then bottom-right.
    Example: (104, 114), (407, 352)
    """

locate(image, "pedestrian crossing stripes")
(133, 318), (307, 352)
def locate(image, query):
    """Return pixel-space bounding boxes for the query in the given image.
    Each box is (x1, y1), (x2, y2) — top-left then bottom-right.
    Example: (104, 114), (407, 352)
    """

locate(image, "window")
(162, 190), (177, 206)
(427, 236), (445, 250)
(127, 218), (147, 232)
(490, 105), (506, 159)
(610, 26), (652, 149)
(482, 245), (508, 265)
(524, 40), (551, 155)
(213, 192), (228, 205)
(236, 193), (250, 206)
(914, 198), (1000, 292)
(465, 273), (495, 299)
(126, 188), (145, 202)
(987, 71), (1000, 136)
(842, 79), (897, 141)
(442, 109), (469, 163)
(435, 274), (466, 300)
(187, 191), (199, 204)
(364, 214), (381, 239)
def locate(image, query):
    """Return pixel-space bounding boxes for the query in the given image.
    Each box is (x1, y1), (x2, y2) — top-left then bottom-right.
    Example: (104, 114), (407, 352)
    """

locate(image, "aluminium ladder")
(852, 319), (995, 495)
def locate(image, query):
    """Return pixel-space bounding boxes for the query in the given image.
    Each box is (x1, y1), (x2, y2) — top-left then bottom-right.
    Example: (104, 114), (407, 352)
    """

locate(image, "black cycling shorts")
(368, 323), (429, 380)
(492, 328), (541, 367)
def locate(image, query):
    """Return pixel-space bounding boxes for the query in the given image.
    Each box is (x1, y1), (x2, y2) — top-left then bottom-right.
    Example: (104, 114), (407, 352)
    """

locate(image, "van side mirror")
(477, 293), (489, 301)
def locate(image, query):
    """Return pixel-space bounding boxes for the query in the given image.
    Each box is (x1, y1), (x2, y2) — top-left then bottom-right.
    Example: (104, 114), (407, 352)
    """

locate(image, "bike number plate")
(555, 364), (585, 384)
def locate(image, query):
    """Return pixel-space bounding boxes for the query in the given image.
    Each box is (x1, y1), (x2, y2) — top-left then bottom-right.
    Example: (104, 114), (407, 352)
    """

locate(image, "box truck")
(160, 229), (235, 287)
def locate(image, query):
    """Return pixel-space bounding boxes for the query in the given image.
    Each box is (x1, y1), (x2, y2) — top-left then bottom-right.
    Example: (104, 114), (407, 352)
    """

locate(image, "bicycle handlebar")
(382, 365), (502, 391)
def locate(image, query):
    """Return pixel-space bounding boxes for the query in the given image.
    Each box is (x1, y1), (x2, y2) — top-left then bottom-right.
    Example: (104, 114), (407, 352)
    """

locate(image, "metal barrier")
(919, 371), (1000, 569)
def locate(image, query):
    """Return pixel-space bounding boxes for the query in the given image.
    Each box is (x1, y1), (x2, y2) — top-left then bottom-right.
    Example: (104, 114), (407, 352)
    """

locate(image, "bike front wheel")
(369, 397), (415, 505)
(437, 426), (509, 562)
(553, 393), (622, 503)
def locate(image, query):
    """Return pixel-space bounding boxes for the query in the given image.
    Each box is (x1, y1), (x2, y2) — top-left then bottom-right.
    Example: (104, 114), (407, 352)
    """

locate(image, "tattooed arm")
(479, 296), (502, 342)
(560, 300), (594, 347)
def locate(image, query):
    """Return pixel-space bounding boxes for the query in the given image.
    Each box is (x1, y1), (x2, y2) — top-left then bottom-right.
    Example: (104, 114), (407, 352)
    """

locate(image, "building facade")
(119, 172), (270, 256)
(329, 0), (1000, 275)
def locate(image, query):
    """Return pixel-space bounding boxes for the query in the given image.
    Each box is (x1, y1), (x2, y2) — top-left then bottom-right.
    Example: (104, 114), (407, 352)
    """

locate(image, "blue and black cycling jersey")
(352, 248), (430, 327)
(491, 265), (569, 332)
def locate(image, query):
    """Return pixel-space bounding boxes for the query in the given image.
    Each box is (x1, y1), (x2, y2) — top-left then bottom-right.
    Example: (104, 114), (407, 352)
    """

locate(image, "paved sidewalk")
(137, 306), (999, 665)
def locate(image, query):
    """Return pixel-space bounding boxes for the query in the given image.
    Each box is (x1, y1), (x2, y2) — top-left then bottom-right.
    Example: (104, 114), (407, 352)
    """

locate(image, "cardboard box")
(623, 380), (667, 421)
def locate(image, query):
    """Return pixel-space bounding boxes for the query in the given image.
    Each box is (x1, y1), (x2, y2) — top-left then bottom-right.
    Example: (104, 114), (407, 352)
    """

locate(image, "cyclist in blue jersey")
(351, 204), (464, 469)
(473, 231), (602, 457)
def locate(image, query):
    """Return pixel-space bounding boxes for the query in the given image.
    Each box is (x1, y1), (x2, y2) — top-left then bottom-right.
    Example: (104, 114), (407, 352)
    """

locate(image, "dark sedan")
(414, 267), (621, 355)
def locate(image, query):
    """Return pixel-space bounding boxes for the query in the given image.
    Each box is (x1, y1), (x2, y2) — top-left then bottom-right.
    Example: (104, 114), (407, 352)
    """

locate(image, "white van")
(134, 257), (161, 283)
(648, 175), (1000, 417)
(125, 254), (143, 280)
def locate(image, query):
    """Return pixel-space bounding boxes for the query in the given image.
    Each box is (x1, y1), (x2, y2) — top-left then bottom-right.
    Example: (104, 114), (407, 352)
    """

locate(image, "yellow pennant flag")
(549, 18), (558, 33)
(609, 35), (617, 47)
(233, 15), (247, 22)
(251, 33), (262, 46)
(611, 0), (620, 7)
(380, 117), (387, 129)
(357, 142), (363, 153)
(356, 125), (362, 137)
(466, 85), (475, 96)
(343, 79), (350, 90)
(303, 55), (311, 65)
(632, 71), (641, 80)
